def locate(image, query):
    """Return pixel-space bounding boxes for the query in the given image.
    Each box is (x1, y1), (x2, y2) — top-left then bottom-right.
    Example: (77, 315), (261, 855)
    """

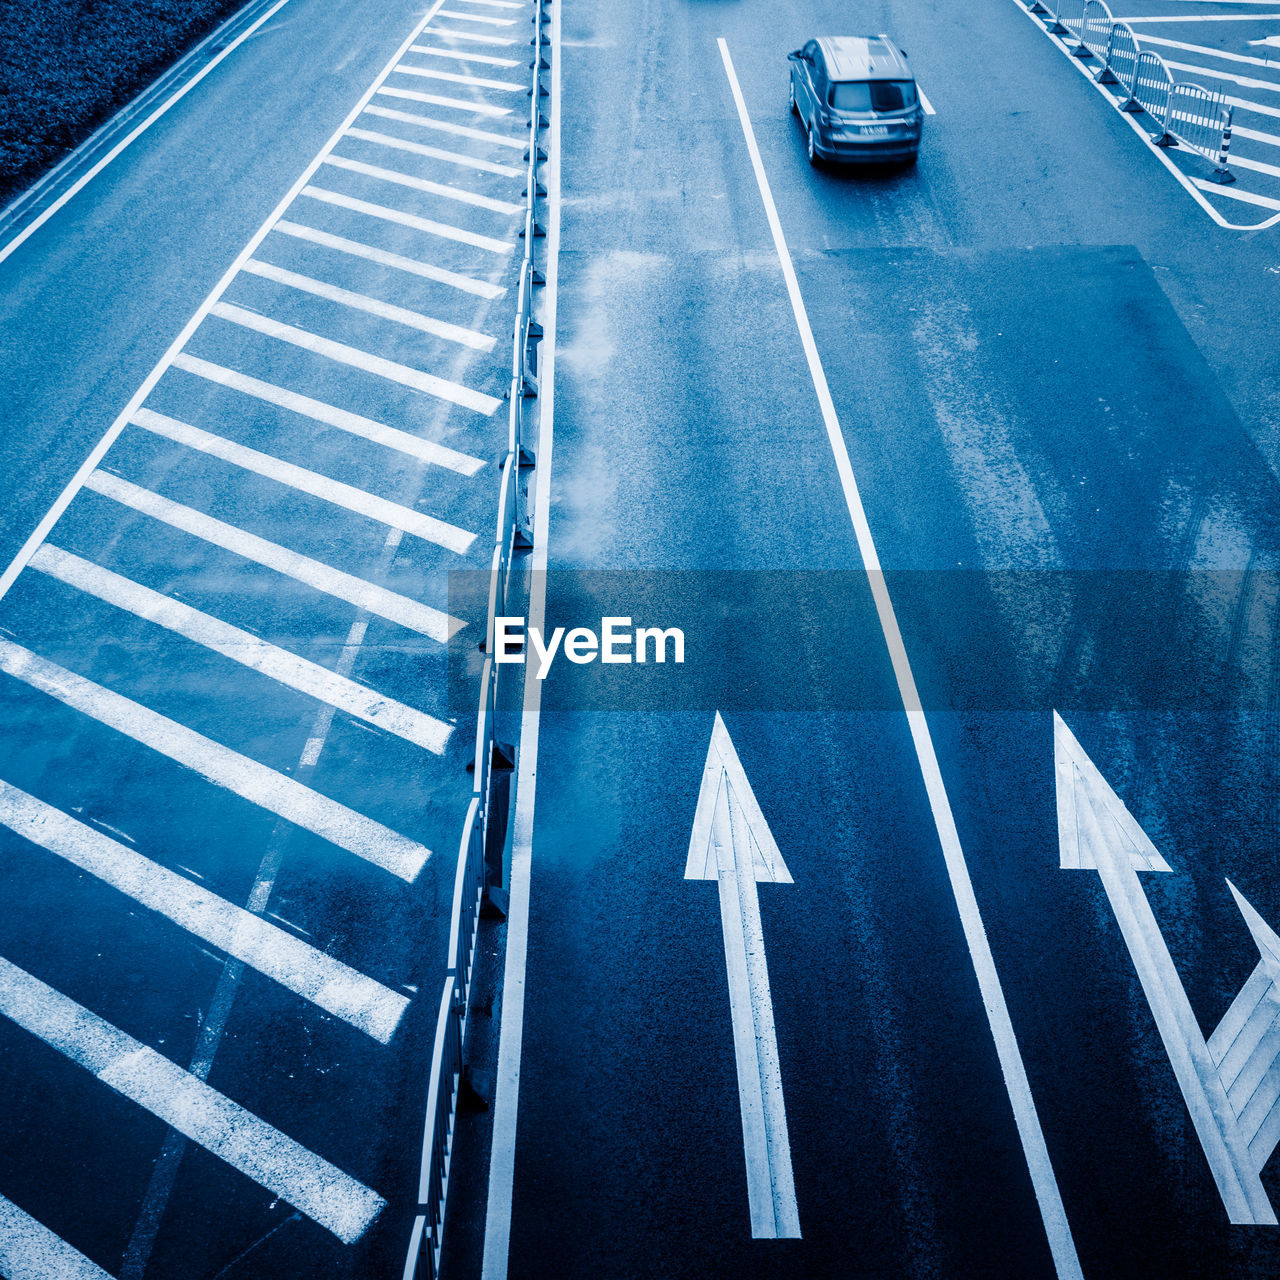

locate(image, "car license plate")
(863, 126), (889, 136)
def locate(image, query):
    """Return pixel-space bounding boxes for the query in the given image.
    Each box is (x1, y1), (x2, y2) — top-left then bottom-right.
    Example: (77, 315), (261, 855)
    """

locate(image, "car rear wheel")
(788, 79), (798, 116)
(807, 121), (819, 166)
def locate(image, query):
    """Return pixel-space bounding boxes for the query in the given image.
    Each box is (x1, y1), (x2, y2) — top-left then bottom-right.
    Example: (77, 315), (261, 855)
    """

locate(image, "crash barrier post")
(1211, 106), (1235, 183)
(402, 0), (548, 1274)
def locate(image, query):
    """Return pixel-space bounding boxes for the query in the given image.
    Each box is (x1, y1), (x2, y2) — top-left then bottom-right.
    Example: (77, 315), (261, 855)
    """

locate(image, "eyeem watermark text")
(495, 616), (685, 679)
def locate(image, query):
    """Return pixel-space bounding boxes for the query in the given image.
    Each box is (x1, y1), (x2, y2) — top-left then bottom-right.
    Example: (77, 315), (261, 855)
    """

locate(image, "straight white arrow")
(686, 712), (801, 1240)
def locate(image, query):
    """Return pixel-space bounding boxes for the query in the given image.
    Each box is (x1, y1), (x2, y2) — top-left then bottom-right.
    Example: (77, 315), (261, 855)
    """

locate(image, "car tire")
(807, 121), (819, 166)
(789, 80), (798, 117)
(903, 150), (919, 167)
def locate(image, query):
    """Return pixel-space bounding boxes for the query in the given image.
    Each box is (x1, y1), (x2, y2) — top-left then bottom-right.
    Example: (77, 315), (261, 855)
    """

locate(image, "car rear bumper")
(814, 132), (919, 162)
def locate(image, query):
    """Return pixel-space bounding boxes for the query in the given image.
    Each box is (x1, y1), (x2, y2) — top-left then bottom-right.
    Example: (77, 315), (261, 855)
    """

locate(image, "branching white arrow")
(1056, 711), (1280, 1225)
(686, 712), (801, 1240)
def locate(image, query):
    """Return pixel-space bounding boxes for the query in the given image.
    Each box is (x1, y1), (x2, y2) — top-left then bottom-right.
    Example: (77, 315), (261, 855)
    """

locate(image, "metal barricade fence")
(1132, 49), (1174, 120)
(1048, 0), (1086, 41)
(402, 0), (548, 1273)
(1164, 81), (1228, 157)
(1102, 22), (1140, 93)
(1081, 0), (1114, 61)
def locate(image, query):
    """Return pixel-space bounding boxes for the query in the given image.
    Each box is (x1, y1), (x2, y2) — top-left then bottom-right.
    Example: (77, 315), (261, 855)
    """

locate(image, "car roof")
(814, 36), (911, 82)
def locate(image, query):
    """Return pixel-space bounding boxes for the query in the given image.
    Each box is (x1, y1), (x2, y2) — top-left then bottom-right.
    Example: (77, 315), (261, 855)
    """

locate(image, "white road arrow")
(1056, 711), (1280, 1225)
(686, 712), (801, 1240)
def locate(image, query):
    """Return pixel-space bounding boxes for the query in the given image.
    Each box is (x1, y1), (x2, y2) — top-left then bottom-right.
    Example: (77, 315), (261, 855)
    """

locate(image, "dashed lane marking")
(0, 776), (412, 1040)
(84, 469), (463, 642)
(299, 186), (515, 253)
(0, 1194), (113, 1280)
(0, 955), (387, 1242)
(0, 638), (433, 882)
(241, 257), (498, 348)
(209, 301), (503, 414)
(344, 126), (524, 177)
(31, 543), (455, 754)
(362, 104), (526, 149)
(391, 63), (524, 90)
(322, 153), (523, 213)
(376, 84), (515, 115)
(270, 219), (507, 297)
(172, 353), (488, 468)
(409, 43), (521, 67)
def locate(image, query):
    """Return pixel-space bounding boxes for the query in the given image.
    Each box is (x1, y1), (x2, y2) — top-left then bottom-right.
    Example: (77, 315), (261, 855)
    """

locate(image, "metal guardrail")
(401, 0), (548, 1272)
(1027, 0), (1234, 181)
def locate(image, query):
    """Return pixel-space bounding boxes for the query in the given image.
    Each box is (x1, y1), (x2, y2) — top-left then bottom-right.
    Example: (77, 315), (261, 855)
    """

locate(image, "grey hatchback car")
(788, 36), (922, 166)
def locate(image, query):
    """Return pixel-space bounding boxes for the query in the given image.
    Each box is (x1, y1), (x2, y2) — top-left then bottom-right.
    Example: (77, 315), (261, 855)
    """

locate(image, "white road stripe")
(363, 104), (525, 149)
(1228, 92), (1280, 117)
(0, 954), (385, 1242)
(241, 256), (496, 348)
(344, 125), (523, 177)
(323, 153), (521, 213)
(300, 185), (514, 253)
(0, 638), (433, 882)
(1132, 32), (1280, 64)
(1194, 176), (1280, 206)
(435, 8), (517, 23)
(271, 218), (505, 296)
(918, 86), (936, 114)
(0, 775), (411, 1039)
(409, 43), (520, 66)
(210, 301), (502, 414)
(131, 407), (477, 552)
(716, 36), (1085, 1279)
(1117, 10), (1280, 17)
(1165, 59), (1280, 89)
(377, 84), (513, 115)
(1224, 149), (1280, 175)
(31, 543), (454, 755)
(392, 63), (524, 90)
(0, 1195), (113, 1280)
(172, 353), (486, 470)
(10, 644), (415, 891)
(452, 0), (522, 8)
(429, 26), (518, 44)
(1230, 120), (1280, 143)
(85, 469), (461, 642)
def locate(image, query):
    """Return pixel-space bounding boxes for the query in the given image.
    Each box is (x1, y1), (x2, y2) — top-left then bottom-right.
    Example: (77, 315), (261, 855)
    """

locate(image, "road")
(452, 0), (1280, 1277)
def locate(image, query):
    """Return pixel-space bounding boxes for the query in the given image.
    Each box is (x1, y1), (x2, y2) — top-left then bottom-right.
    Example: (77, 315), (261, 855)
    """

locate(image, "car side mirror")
(788, 50), (802, 60)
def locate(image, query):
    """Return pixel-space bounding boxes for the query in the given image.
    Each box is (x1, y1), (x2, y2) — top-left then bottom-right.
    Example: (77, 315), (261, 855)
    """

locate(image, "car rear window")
(829, 79), (917, 111)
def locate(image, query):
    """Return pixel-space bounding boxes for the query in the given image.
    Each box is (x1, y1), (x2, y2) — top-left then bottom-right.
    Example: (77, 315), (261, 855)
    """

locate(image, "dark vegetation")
(0, 0), (245, 207)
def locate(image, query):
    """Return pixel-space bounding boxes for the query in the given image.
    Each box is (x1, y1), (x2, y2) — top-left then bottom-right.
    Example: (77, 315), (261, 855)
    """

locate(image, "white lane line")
(451, 0), (522, 8)
(0, 637), (433, 882)
(1117, 9), (1280, 17)
(0, 0), (454, 608)
(0, 775), (411, 1040)
(1165, 58), (1280, 89)
(363, 104), (525, 149)
(1132, 32), (1280, 64)
(409, 43), (520, 67)
(0, 954), (385, 1242)
(716, 36), (1085, 1279)
(323, 153), (522, 213)
(392, 63), (524, 90)
(209, 301), (502, 414)
(377, 84), (513, 115)
(300, 185), (515, 253)
(429, 27), (518, 44)
(172, 353), (486, 470)
(241, 256), (496, 348)
(0, 0), (295, 268)
(1225, 149), (1280, 174)
(1230, 120), (1280, 142)
(1194, 175), (1280, 204)
(131, 407), (477, 553)
(1229, 91), (1280, 116)
(271, 218), (506, 296)
(918, 85), (936, 115)
(344, 126), (523, 177)
(31, 543), (454, 755)
(435, 8), (517, 23)
(480, 0), (559, 1271)
(85, 469), (461, 642)
(0, 1194), (113, 1280)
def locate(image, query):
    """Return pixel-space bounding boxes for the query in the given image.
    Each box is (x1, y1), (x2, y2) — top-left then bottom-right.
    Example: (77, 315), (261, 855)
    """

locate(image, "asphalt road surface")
(4, 0), (1280, 1276)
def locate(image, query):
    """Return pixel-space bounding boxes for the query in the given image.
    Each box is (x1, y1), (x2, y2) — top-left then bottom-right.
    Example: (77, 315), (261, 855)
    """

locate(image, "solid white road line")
(0, 1194), (113, 1280)
(377, 84), (514, 115)
(1225, 149), (1280, 175)
(1117, 10), (1280, 17)
(323, 153), (522, 213)
(0, 954), (385, 1242)
(1229, 120), (1280, 143)
(452, 0), (522, 8)
(429, 27), (518, 45)
(210, 301), (502, 414)
(31, 543), (454, 755)
(918, 86), (937, 114)
(1165, 58), (1280, 89)
(0, 638), (432, 882)
(271, 217), (506, 296)
(172, 353), (487, 469)
(0, 776), (410, 1041)
(409, 43), (520, 67)
(392, 63), (523, 90)
(363, 104), (525, 149)
(1229, 92), (1280, 117)
(435, 8), (517, 23)
(131, 407), (477, 552)
(299, 185), (515, 253)
(480, 1), (560, 1275)
(717, 37), (1084, 1280)
(345, 126), (523, 177)
(85, 469), (462, 642)
(241, 256), (496, 348)
(0, 0), (453, 609)
(1132, 32), (1280, 63)
(0, 0), (295, 268)
(1194, 176), (1280, 206)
